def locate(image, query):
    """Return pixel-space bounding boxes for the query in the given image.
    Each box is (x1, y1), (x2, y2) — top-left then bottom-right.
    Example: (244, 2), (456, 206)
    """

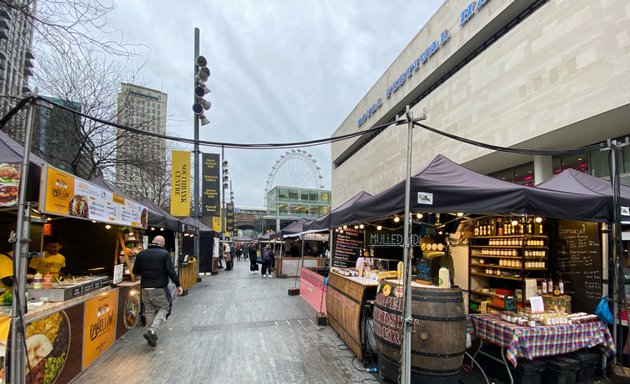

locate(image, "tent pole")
(11, 93), (37, 384)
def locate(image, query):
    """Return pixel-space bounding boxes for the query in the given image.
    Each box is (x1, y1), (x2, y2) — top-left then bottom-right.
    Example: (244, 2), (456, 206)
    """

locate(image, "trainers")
(143, 330), (157, 347)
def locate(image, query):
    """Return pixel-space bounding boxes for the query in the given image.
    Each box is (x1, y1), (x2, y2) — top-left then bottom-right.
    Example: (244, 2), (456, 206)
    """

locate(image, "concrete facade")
(331, 0), (630, 207)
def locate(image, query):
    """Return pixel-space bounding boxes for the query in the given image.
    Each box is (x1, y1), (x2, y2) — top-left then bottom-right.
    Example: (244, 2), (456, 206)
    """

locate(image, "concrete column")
(534, 155), (553, 184)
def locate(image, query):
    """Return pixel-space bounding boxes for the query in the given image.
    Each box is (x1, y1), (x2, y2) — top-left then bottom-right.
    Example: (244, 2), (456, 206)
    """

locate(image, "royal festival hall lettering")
(460, 0), (489, 27)
(357, 0), (490, 128)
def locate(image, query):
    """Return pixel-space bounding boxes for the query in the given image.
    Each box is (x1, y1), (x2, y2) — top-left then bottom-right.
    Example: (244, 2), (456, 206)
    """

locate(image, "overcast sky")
(105, 0), (443, 208)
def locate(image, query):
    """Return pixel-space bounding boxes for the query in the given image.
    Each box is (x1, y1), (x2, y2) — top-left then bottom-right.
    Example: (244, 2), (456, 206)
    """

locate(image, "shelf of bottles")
(468, 216), (549, 313)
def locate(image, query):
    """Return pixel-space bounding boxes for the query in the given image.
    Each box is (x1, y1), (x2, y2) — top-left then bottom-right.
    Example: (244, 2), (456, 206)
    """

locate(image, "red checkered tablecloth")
(469, 314), (616, 367)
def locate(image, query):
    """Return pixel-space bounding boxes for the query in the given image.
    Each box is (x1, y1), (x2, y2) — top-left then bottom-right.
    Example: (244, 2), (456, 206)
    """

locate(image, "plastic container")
(32, 273), (43, 289)
(543, 357), (578, 384)
(43, 273), (53, 289)
(510, 359), (545, 384)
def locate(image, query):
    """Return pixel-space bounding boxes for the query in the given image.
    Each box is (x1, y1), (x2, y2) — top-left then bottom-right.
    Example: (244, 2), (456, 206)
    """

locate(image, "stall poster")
(0, 162), (21, 207)
(201, 153), (220, 217)
(0, 314), (10, 382)
(41, 165), (148, 228)
(83, 289), (119, 369)
(170, 150), (190, 217)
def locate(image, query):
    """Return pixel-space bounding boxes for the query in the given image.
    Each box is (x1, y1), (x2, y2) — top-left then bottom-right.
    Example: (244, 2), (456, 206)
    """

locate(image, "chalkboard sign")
(333, 228), (363, 267)
(555, 220), (602, 313)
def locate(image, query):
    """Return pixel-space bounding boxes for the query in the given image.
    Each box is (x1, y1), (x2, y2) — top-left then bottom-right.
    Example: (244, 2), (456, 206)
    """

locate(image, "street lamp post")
(222, 147), (228, 240)
(192, 27), (211, 256)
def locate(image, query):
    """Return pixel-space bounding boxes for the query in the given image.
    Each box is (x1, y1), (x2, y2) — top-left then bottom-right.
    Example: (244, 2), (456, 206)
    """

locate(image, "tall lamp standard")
(192, 27), (211, 256)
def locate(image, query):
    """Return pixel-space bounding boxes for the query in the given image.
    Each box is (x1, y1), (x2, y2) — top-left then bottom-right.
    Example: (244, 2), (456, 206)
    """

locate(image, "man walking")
(133, 235), (183, 347)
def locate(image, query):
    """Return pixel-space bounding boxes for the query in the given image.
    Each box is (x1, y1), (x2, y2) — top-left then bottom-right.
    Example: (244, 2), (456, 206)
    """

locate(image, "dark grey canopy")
(140, 199), (183, 232)
(303, 190), (372, 232)
(327, 155), (612, 228)
(537, 168), (630, 220)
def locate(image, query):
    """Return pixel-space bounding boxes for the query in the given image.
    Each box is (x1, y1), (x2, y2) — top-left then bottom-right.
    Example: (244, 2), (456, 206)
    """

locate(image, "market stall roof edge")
(139, 198), (182, 232)
(314, 154), (613, 229)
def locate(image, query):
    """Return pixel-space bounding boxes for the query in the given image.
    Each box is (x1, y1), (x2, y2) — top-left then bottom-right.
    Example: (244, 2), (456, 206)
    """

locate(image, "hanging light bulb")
(354, 225), (359, 229)
(456, 212), (464, 217)
(511, 219), (519, 226)
(416, 213), (423, 220)
(393, 215), (400, 223)
(105, 224), (111, 229)
(535, 217), (543, 223)
(377, 225), (382, 231)
(359, 224), (364, 229)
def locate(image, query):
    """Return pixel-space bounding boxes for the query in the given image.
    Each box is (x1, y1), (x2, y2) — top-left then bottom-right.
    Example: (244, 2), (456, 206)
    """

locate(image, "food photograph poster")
(41, 166), (148, 228)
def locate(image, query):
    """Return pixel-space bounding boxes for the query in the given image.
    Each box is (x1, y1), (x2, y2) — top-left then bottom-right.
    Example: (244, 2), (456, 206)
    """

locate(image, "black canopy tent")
(139, 198), (182, 232)
(303, 190), (372, 233)
(537, 168), (630, 219)
(277, 217), (309, 239)
(180, 217), (217, 273)
(330, 155), (612, 228)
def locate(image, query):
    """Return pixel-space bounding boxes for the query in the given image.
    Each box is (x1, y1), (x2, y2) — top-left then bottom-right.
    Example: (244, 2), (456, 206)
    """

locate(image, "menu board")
(41, 165), (148, 228)
(555, 220), (602, 313)
(333, 227), (363, 267)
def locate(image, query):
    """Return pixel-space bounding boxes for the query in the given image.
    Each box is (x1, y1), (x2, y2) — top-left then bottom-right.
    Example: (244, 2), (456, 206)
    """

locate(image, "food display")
(0, 163), (20, 207)
(28, 276), (109, 302)
(25, 311), (70, 384)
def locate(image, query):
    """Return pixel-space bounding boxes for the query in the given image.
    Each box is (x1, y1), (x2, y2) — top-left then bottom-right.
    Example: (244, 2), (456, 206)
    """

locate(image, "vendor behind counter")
(28, 237), (66, 280)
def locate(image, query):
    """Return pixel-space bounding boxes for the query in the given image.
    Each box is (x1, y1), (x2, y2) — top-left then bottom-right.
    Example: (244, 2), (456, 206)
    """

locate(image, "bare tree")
(1, 0), (142, 58)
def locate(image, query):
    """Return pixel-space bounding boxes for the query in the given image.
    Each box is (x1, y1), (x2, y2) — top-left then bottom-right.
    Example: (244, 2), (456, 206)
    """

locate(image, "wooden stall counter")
(277, 256), (326, 278)
(325, 271), (378, 361)
(179, 259), (198, 291)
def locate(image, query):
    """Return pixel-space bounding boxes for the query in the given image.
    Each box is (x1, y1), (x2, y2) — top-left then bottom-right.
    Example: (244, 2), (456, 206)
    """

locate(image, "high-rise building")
(0, 1), (36, 142)
(33, 96), (97, 180)
(115, 83), (167, 201)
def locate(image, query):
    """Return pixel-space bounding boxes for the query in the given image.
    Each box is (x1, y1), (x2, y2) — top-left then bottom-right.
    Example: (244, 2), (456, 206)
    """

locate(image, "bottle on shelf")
(558, 277), (564, 295)
(541, 279), (548, 294)
(546, 276), (553, 294)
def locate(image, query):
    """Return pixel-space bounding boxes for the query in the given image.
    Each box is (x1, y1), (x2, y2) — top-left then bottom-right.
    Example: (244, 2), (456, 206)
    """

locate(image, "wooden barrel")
(373, 279), (466, 383)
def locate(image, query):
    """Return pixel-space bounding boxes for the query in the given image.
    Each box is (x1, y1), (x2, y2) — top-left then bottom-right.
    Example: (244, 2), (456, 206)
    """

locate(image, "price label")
(529, 296), (545, 313)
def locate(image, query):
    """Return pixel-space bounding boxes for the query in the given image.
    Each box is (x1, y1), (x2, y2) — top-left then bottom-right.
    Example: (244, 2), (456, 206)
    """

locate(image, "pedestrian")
(248, 242), (258, 274)
(235, 243), (243, 261)
(261, 244), (274, 278)
(132, 235), (183, 347)
(223, 242), (233, 271)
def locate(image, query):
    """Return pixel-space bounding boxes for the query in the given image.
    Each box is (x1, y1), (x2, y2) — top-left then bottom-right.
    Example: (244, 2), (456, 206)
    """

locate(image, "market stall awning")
(278, 218), (309, 238)
(180, 217), (213, 233)
(537, 168), (630, 219)
(0, 131), (46, 206)
(0, 130), (46, 166)
(329, 154), (612, 227)
(139, 199), (183, 232)
(303, 190), (372, 233)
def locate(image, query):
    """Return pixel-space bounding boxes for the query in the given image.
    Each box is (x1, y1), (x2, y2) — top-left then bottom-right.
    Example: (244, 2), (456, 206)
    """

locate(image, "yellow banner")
(212, 216), (221, 232)
(171, 150), (191, 216)
(83, 290), (119, 369)
(44, 166), (75, 215)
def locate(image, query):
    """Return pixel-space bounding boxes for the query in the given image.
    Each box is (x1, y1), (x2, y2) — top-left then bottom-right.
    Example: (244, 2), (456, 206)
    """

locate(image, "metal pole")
(193, 28), (201, 259)
(400, 105), (413, 384)
(610, 142), (622, 361)
(221, 145), (225, 240)
(11, 93), (37, 384)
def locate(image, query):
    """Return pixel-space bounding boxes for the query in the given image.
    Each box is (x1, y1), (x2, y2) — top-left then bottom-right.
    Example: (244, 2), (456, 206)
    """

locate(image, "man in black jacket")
(132, 235), (183, 347)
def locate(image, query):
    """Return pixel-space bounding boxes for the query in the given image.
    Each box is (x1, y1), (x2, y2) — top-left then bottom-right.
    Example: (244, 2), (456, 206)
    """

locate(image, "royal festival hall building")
(331, 0), (630, 207)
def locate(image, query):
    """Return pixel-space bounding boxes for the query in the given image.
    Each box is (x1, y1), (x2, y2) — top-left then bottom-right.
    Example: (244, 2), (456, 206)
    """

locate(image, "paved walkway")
(72, 259), (379, 384)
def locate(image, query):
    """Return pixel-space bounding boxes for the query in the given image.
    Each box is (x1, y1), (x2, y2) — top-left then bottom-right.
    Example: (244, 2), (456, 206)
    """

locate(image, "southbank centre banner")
(202, 153), (220, 217)
(171, 150), (190, 216)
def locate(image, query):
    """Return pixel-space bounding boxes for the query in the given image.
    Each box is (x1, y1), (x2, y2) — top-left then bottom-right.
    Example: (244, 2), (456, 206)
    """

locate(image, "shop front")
(312, 154), (618, 382)
(1, 163), (153, 384)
